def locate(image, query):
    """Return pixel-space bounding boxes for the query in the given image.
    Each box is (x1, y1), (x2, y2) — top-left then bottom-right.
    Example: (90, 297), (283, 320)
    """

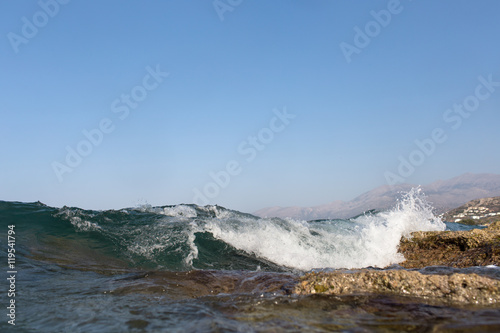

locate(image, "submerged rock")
(398, 221), (500, 268)
(295, 270), (500, 305)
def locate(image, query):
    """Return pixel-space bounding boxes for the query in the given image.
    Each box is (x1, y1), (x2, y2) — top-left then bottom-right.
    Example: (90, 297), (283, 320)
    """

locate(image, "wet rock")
(398, 221), (500, 268)
(295, 270), (500, 305)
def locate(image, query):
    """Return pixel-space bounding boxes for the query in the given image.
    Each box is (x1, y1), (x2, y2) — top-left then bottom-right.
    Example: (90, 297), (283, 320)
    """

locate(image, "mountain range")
(253, 173), (500, 220)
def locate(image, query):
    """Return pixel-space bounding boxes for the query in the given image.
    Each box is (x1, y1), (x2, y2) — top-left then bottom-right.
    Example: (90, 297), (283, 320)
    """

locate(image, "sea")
(1, 189), (499, 332)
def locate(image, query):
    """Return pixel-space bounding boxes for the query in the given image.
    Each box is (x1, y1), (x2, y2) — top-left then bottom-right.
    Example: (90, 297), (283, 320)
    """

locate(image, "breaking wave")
(0, 188), (446, 271)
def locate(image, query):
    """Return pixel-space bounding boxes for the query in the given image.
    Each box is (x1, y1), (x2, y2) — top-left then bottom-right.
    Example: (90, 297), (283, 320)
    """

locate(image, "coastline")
(295, 221), (500, 305)
(2, 201), (500, 331)
(398, 221), (500, 269)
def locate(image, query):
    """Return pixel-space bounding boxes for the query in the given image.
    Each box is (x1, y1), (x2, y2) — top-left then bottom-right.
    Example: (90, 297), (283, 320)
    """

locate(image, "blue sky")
(1, 0), (500, 213)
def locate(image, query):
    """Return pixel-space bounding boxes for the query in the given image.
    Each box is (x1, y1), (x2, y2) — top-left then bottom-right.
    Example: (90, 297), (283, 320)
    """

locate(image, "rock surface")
(398, 221), (500, 268)
(295, 222), (500, 304)
(295, 270), (500, 305)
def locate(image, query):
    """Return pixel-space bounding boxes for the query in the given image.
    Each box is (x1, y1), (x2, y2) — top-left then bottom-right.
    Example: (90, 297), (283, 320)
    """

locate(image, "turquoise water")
(1, 193), (499, 332)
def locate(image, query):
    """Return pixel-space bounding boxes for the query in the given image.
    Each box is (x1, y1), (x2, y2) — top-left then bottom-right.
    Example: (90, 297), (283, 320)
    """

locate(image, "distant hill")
(442, 196), (500, 225)
(253, 173), (500, 220)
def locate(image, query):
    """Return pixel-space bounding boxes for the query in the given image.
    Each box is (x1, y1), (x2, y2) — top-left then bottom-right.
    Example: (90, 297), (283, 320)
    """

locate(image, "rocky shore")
(295, 221), (500, 304)
(398, 221), (500, 268)
(295, 270), (500, 305)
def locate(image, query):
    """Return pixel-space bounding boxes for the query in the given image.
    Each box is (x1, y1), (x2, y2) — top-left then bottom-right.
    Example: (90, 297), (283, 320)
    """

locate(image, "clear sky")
(1, 0), (500, 213)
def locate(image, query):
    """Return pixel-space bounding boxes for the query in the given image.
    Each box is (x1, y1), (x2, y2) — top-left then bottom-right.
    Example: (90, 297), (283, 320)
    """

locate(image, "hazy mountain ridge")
(254, 173), (500, 220)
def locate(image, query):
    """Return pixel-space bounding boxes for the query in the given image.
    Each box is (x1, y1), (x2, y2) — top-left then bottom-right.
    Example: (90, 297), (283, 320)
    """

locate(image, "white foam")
(70, 217), (102, 232)
(135, 204), (198, 218)
(204, 217), (328, 270)
(198, 205), (235, 219)
(161, 205), (197, 218)
(184, 223), (199, 266)
(56, 208), (102, 232)
(202, 187), (446, 270)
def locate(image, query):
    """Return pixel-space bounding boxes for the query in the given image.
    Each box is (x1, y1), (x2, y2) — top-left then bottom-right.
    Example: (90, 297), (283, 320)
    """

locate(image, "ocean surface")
(1, 189), (499, 332)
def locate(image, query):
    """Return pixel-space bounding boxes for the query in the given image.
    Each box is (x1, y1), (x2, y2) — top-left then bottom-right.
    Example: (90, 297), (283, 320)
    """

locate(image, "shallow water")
(8, 255), (500, 332)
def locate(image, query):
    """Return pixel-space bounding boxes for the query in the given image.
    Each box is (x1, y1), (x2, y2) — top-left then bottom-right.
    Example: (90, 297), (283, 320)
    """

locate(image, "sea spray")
(201, 187), (446, 270)
(184, 222), (199, 267)
(354, 187), (446, 268)
(1, 198), (497, 333)
(22, 189), (446, 271)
